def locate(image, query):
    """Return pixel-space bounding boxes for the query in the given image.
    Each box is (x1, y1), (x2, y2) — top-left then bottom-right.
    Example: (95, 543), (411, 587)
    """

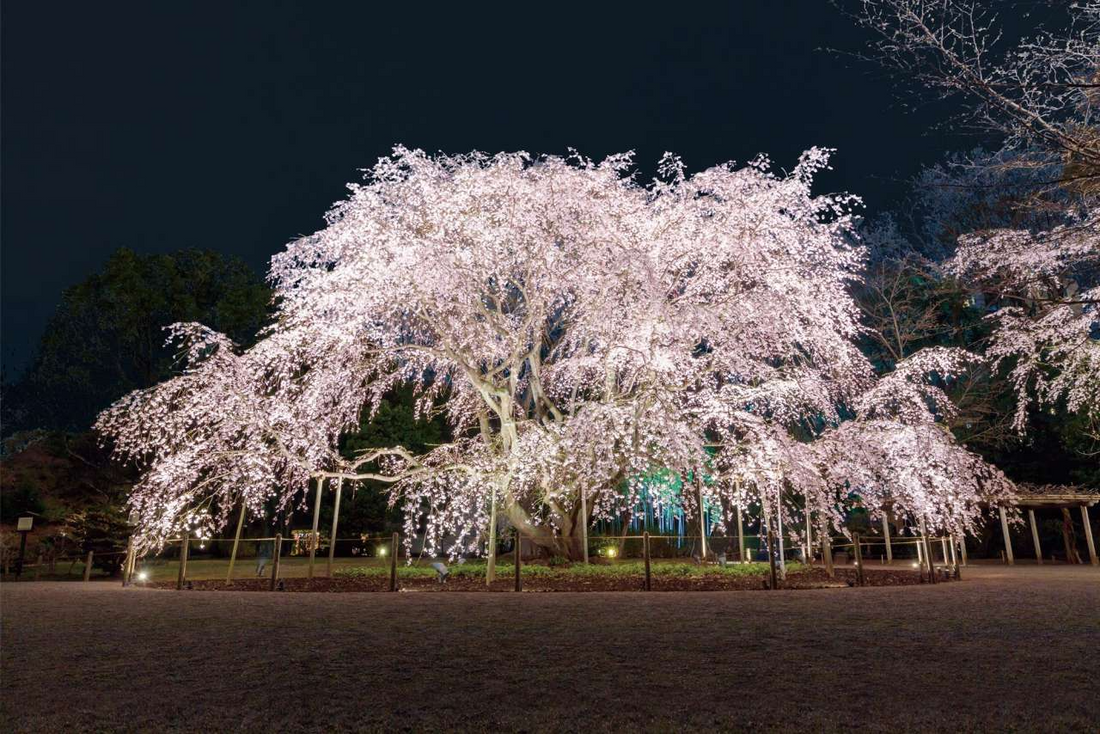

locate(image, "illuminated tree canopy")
(97, 147), (1015, 559)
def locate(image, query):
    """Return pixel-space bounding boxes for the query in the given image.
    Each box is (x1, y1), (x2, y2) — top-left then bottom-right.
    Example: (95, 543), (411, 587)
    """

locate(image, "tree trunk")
(1061, 508), (1082, 564)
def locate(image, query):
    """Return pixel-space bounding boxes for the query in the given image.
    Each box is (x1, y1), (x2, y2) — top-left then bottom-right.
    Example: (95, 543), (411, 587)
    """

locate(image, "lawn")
(4, 565), (1096, 732)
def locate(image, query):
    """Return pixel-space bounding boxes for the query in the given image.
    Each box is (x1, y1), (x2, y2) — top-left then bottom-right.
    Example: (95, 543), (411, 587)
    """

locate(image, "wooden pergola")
(997, 484), (1099, 566)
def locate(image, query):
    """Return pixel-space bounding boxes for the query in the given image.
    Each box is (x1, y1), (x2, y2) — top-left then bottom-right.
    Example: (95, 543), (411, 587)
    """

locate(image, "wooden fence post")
(83, 551), (94, 582)
(643, 531), (652, 591)
(389, 532), (399, 592)
(269, 534), (282, 591)
(514, 529), (522, 592)
(852, 532), (865, 587)
(176, 533), (190, 590)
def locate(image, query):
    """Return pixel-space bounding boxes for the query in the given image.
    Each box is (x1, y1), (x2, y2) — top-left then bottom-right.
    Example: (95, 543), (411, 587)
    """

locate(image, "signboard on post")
(17, 516), (33, 531)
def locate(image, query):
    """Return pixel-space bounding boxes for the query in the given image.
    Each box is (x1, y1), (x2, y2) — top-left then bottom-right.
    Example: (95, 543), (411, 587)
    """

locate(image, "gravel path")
(2, 565), (1097, 732)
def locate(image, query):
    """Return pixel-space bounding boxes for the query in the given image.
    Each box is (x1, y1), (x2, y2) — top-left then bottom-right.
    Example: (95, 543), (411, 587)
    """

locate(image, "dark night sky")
(2, 1), (977, 376)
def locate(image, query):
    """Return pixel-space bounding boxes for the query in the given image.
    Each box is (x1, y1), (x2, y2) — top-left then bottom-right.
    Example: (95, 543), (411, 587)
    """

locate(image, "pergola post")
(327, 477), (343, 577)
(881, 515), (893, 565)
(999, 506), (1015, 566)
(1027, 509), (1042, 565)
(308, 477), (324, 579)
(1081, 505), (1098, 566)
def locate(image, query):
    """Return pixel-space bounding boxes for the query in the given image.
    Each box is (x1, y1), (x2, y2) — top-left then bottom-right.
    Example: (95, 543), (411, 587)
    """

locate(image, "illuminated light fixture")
(605, 548), (617, 558)
(137, 571), (149, 582)
(378, 546), (388, 557)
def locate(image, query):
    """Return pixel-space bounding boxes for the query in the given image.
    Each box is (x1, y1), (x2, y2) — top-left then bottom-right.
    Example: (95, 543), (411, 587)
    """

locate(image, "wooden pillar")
(776, 504), (786, 578)
(852, 532), (865, 587)
(999, 506), (1014, 566)
(959, 536), (968, 566)
(940, 536), (949, 564)
(919, 517), (936, 584)
(881, 515), (893, 565)
(804, 509), (813, 565)
(822, 530), (834, 578)
(83, 551), (94, 582)
(579, 486), (589, 564)
(1027, 509), (1042, 565)
(176, 533), (190, 590)
(1081, 505), (1098, 566)
(328, 478), (343, 577)
(226, 503), (247, 582)
(308, 477), (324, 579)
(269, 534), (282, 591)
(514, 529), (522, 592)
(389, 532), (399, 592)
(736, 504), (745, 562)
(698, 479), (708, 562)
(766, 523), (779, 590)
(643, 531), (652, 591)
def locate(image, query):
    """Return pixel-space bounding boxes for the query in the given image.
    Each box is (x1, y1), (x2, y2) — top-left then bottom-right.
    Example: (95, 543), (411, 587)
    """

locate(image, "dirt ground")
(2, 564), (1097, 733)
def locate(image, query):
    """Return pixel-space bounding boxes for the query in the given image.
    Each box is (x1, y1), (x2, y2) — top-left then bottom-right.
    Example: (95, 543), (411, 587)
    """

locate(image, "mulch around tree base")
(153, 566), (932, 593)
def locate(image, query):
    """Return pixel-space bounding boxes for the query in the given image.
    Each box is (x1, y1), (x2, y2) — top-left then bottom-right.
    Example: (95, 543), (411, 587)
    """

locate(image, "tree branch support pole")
(776, 500), (786, 579)
(388, 532), (398, 591)
(513, 529), (522, 592)
(176, 533), (190, 590)
(1081, 505), (1098, 566)
(1028, 509), (1042, 564)
(822, 527), (834, 578)
(308, 477), (324, 579)
(736, 503), (745, 563)
(953, 535), (963, 580)
(83, 551), (93, 582)
(269, 534), (282, 591)
(852, 532), (865, 587)
(643, 531), (652, 591)
(766, 522), (779, 590)
(881, 515), (893, 565)
(919, 517), (936, 584)
(580, 486), (589, 564)
(999, 506), (1014, 566)
(804, 508), (813, 565)
(486, 484), (498, 584)
(328, 478), (343, 577)
(226, 503), (247, 583)
(697, 479), (708, 562)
